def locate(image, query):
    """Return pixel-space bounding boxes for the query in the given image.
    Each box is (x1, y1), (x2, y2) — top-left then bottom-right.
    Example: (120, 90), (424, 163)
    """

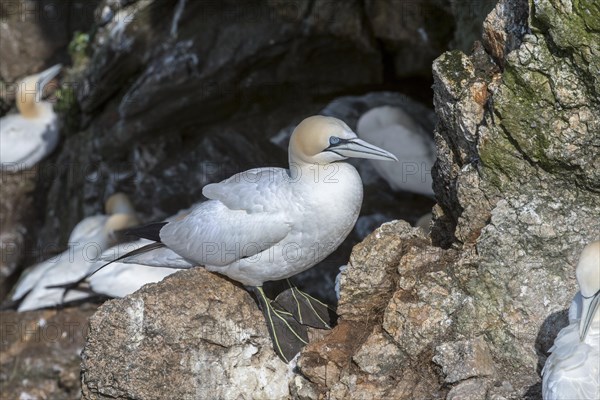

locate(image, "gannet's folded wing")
(160, 200), (290, 267)
(16, 251), (91, 312)
(202, 167), (291, 213)
(11, 258), (56, 302)
(10, 215), (108, 305)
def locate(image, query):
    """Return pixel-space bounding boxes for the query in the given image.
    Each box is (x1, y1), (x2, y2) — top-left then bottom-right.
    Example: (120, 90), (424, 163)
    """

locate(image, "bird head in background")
(15, 64), (62, 119)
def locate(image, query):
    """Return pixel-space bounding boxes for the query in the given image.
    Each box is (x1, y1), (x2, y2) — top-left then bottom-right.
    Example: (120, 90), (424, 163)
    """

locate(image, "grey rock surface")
(81, 268), (290, 400)
(299, 221), (449, 399)
(433, 337), (496, 383)
(446, 378), (492, 400)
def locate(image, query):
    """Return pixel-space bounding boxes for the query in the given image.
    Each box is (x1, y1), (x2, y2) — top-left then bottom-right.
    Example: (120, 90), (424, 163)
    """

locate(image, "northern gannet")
(0, 64), (62, 170)
(74, 116), (397, 362)
(542, 241), (600, 399)
(356, 106), (435, 197)
(12, 193), (139, 311)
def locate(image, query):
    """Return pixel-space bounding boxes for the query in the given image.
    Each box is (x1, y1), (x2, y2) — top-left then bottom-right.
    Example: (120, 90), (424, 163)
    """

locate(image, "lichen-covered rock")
(482, 0), (529, 66)
(428, 0), (599, 396)
(81, 268), (290, 400)
(295, 0), (599, 398)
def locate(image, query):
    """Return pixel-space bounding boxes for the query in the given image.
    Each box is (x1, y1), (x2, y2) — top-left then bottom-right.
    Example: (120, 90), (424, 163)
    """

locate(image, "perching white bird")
(77, 115), (397, 362)
(542, 241), (600, 400)
(356, 106), (435, 197)
(12, 193), (139, 311)
(0, 64), (62, 169)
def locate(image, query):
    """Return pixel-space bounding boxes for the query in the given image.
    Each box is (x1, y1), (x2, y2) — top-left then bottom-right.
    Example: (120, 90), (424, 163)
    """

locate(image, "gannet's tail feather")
(125, 222), (168, 243)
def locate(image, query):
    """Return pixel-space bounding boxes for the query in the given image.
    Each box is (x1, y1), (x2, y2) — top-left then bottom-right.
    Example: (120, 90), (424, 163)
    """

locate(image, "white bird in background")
(542, 241), (600, 400)
(86, 239), (179, 298)
(356, 106), (435, 197)
(78, 115), (397, 362)
(12, 193), (139, 311)
(0, 64), (62, 170)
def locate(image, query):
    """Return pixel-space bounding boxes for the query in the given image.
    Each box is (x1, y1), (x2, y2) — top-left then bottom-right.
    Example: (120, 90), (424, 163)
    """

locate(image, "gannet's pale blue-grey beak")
(38, 64), (62, 88)
(327, 137), (398, 161)
(35, 64), (62, 102)
(580, 290), (600, 341)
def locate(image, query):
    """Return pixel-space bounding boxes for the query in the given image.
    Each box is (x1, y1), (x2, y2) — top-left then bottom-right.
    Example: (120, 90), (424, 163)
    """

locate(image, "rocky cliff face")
(1, 0), (598, 399)
(295, 0), (599, 398)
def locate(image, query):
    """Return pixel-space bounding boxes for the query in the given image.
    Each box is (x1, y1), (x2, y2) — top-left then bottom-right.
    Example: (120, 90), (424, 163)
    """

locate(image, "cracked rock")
(81, 268), (290, 400)
(433, 337), (496, 383)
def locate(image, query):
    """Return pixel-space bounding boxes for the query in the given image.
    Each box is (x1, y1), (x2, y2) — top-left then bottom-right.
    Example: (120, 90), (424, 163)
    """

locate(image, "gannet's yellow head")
(289, 115), (398, 166)
(104, 193), (139, 239)
(15, 64), (62, 119)
(575, 240), (600, 341)
(105, 193), (136, 216)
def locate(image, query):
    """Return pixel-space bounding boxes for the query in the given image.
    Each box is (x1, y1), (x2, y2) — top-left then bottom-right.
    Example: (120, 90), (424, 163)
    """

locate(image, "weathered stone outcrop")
(290, 0), (599, 398)
(81, 268), (290, 400)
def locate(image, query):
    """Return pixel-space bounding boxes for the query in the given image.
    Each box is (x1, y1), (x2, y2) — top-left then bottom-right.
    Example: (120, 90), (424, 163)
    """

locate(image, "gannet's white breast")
(0, 105), (59, 169)
(160, 163), (363, 286)
(542, 293), (600, 400)
(357, 106), (435, 196)
(88, 240), (178, 298)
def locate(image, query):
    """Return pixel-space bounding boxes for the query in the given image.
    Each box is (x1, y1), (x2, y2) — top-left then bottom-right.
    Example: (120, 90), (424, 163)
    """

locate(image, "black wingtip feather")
(125, 222), (168, 243)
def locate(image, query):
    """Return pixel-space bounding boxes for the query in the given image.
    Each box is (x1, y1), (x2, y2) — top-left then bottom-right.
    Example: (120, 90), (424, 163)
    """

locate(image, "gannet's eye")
(329, 136), (341, 146)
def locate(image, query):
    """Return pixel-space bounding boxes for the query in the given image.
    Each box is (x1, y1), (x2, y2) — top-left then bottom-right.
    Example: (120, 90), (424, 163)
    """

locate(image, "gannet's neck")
(288, 159), (355, 182)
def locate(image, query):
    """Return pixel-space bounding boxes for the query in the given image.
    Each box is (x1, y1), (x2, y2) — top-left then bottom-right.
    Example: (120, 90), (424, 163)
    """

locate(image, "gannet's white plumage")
(542, 241), (600, 400)
(0, 64), (62, 169)
(87, 240), (178, 298)
(10, 214), (108, 304)
(13, 193), (139, 311)
(119, 116), (397, 286)
(356, 106), (435, 197)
